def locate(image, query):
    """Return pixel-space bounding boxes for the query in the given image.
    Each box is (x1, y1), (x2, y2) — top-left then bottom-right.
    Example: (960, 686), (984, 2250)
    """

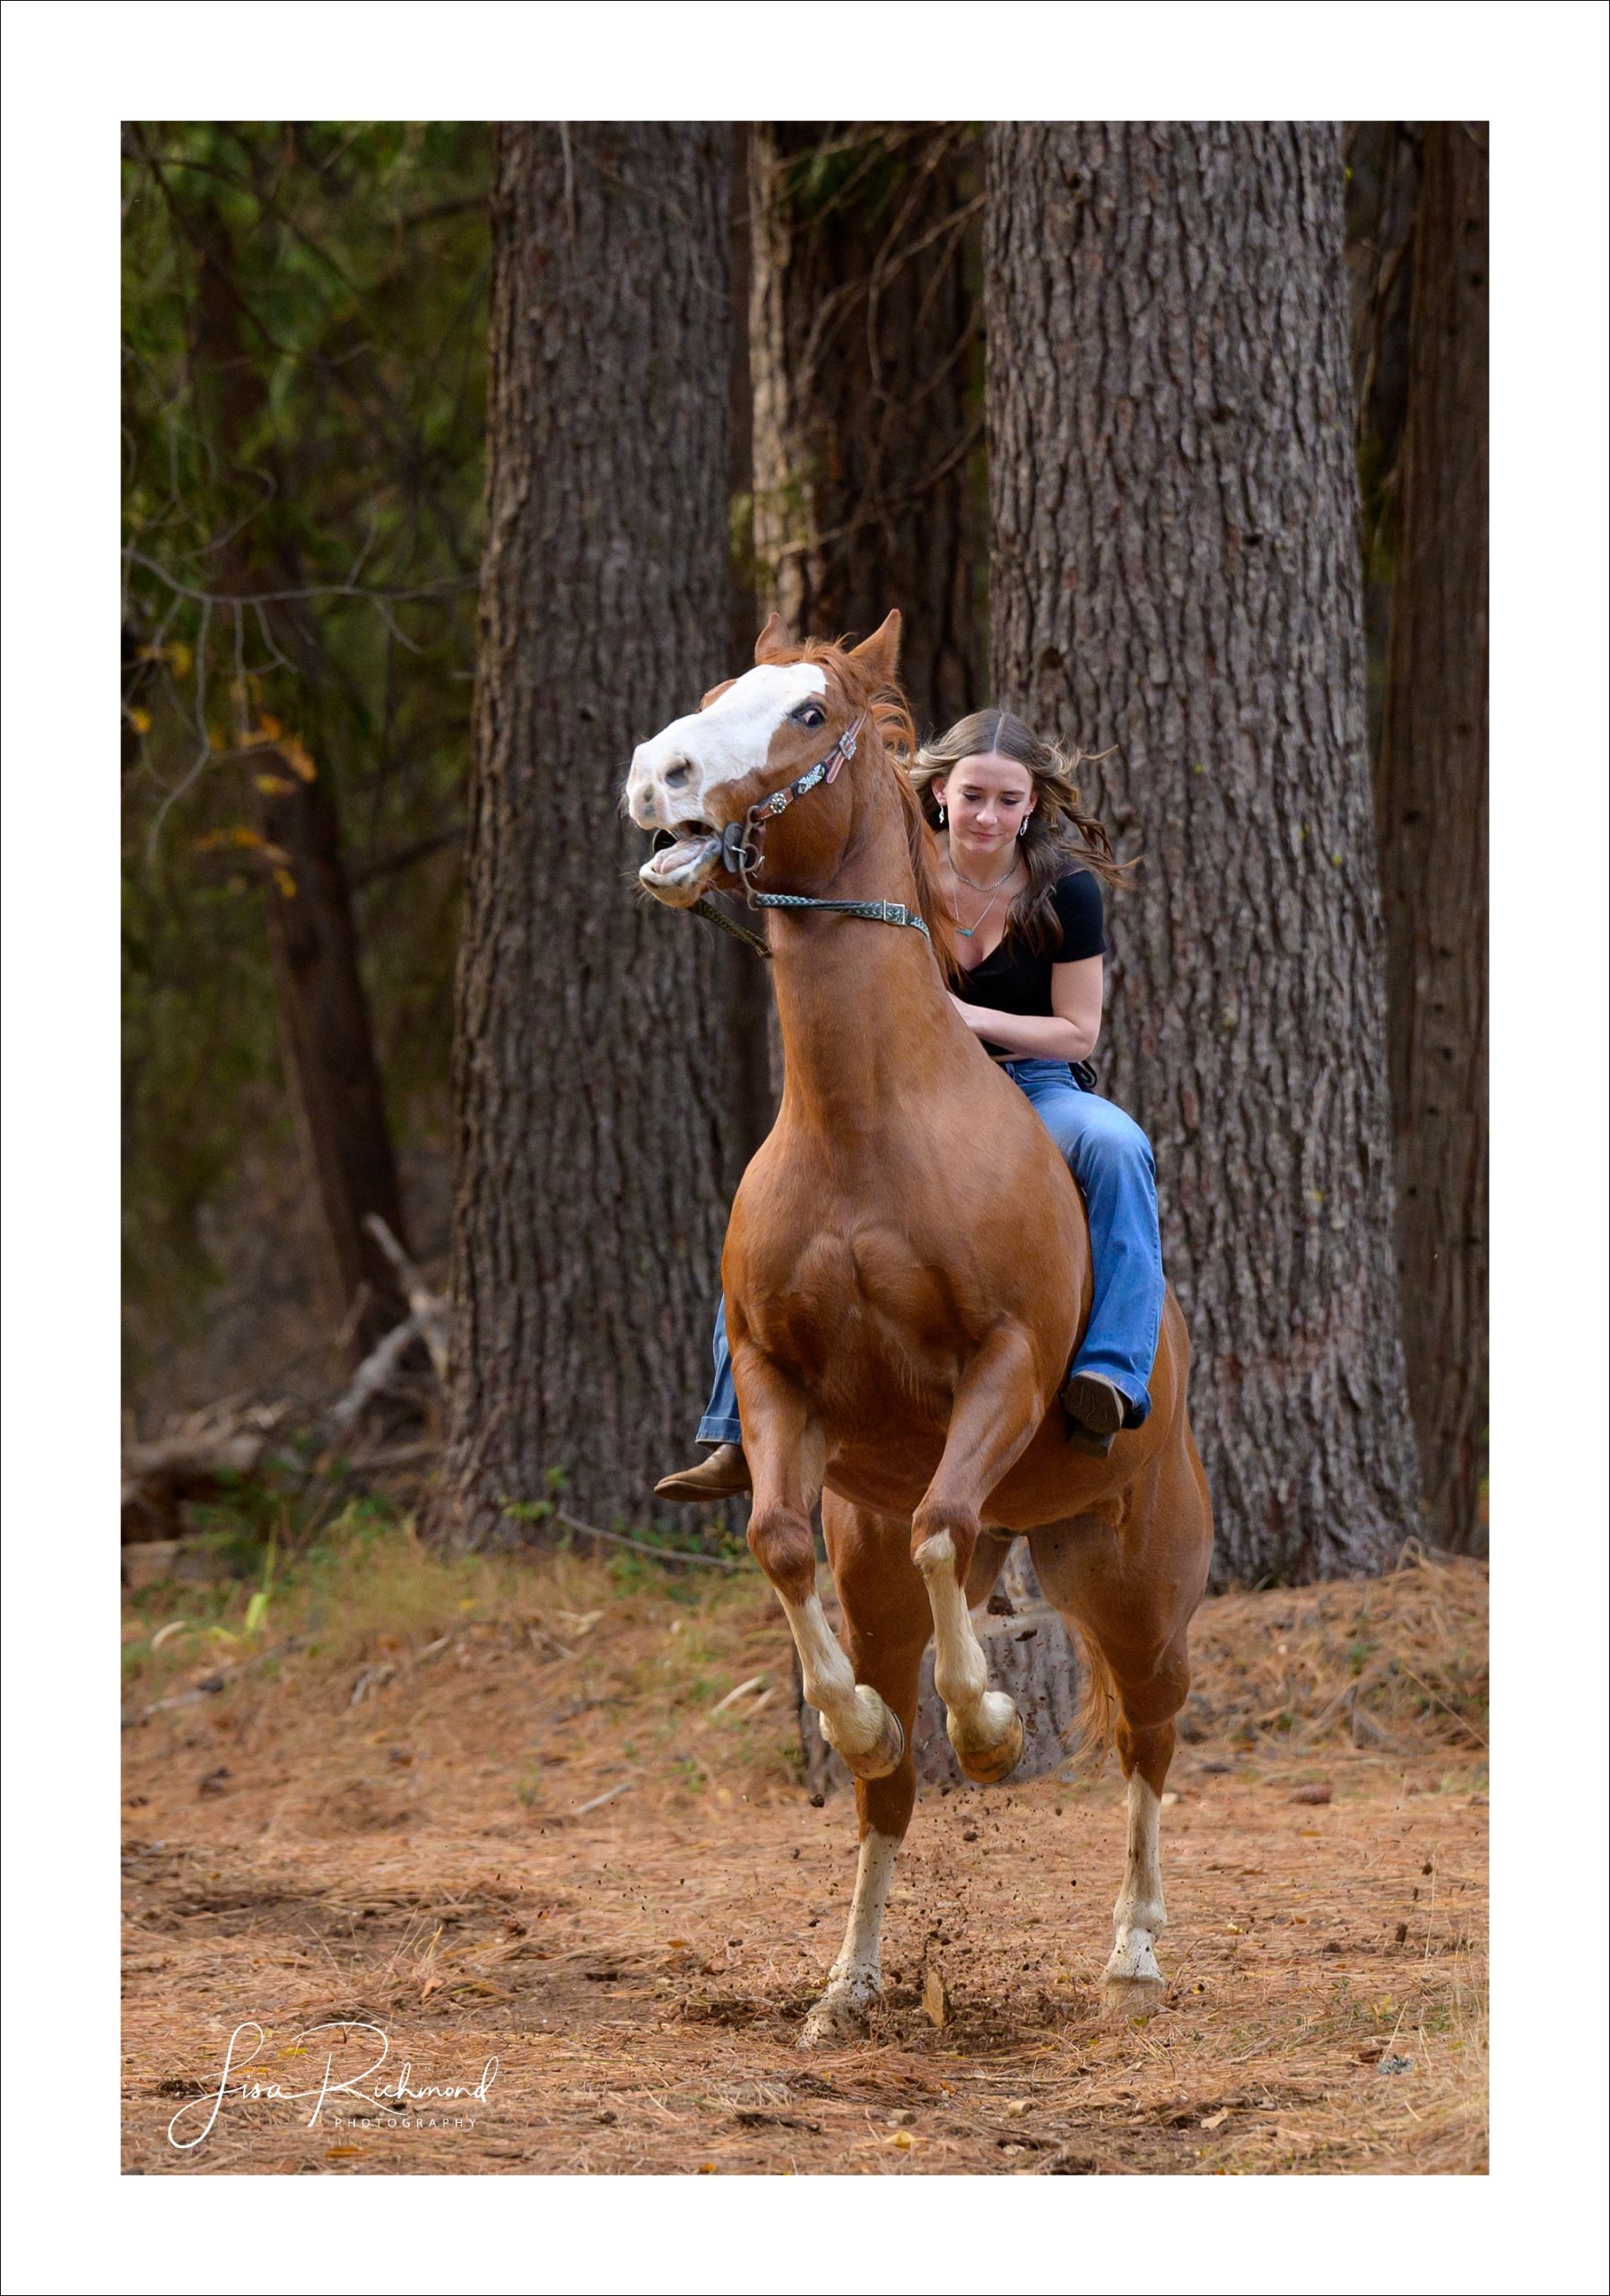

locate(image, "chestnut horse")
(625, 611), (1212, 2045)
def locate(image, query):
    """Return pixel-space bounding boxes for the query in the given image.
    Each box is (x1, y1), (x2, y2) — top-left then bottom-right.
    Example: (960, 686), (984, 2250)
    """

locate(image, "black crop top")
(952, 868), (1106, 1061)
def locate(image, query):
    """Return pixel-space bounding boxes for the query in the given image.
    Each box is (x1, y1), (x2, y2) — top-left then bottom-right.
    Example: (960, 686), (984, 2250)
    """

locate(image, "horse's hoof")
(800, 1978), (878, 2049)
(948, 1693), (1024, 1786)
(1101, 1931), (1165, 2021)
(822, 1689), (905, 1781)
(1100, 1972), (1166, 2023)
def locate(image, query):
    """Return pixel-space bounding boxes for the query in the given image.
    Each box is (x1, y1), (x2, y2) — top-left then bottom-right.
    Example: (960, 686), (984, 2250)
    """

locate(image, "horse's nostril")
(665, 761), (692, 789)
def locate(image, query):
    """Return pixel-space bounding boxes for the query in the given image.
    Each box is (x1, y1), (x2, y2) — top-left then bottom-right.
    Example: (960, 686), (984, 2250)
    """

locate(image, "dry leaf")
(1289, 1783), (1333, 1805)
(1200, 2109), (1230, 2132)
(922, 1966), (949, 2027)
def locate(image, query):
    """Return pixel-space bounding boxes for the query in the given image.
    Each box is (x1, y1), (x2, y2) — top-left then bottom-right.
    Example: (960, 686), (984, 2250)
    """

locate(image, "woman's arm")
(950, 955), (1104, 1063)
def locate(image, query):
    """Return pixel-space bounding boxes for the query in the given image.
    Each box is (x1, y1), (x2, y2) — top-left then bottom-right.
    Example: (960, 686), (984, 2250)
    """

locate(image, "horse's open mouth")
(640, 821), (720, 901)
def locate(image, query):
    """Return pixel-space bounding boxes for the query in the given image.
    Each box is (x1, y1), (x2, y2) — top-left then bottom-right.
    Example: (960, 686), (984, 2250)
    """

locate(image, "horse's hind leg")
(1100, 1680), (1183, 2013)
(1032, 1446), (1209, 2018)
(801, 1496), (932, 2048)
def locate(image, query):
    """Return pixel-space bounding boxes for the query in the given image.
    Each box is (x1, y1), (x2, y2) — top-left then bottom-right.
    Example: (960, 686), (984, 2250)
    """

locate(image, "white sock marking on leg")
(1105, 1773), (1167, 1987)
(829, 1831), (900, 1992)
(914, 1533), (988, 1717)
(778, 1590), (888, 1763)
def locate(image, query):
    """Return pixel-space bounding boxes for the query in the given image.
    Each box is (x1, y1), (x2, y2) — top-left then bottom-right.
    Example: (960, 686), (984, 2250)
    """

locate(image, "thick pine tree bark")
(1375, 125), (1489, 1550)
(987, 123), (1422, 1583)
(749, 124), (985, 736)
(436, 123), (746, 1545)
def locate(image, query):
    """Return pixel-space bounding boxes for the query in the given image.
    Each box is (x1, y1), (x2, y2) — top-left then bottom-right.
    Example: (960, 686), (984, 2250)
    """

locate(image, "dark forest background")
(121, 123), (1487, 1583)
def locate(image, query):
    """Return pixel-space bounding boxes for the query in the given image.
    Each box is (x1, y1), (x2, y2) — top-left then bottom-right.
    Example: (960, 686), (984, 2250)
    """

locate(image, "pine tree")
(987, 122), (1422, 1580)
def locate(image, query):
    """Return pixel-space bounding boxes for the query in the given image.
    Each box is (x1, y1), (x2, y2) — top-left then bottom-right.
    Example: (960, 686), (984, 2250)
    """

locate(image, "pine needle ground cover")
(123, 1536), (1487, 2176)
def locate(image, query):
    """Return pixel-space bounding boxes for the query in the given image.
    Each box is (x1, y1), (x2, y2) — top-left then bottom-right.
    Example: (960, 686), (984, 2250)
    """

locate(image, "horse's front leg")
(733, 1340), (904, 1780)
(912, 1321), (1045, 1785)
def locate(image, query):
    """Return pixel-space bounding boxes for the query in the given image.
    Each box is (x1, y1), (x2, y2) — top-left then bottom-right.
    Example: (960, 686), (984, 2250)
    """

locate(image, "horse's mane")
(787, 638), (960, 983)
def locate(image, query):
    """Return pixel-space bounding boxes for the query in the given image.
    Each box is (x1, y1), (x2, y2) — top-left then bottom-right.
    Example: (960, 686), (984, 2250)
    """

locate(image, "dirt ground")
(121, 1534), (1488, 2176)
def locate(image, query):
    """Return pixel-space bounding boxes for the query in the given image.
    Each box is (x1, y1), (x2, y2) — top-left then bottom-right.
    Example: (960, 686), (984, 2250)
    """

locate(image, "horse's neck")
(768, 805), (952, 1133)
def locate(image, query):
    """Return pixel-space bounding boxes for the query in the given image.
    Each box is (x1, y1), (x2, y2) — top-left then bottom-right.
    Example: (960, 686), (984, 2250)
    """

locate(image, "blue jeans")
(697, 1059), (1165, 1445)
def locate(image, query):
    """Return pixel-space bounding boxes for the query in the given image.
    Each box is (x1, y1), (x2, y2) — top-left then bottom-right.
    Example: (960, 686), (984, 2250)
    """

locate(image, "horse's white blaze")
(778, 1589), (892, 1765)
(625, 662), (828, 828)
(1104, 1772), (1167, 1986)
(828, 1831), (900, 1992)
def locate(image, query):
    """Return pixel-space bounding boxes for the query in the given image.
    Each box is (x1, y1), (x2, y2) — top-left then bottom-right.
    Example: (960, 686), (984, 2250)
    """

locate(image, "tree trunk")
(187, 195), (409, 1363)
(749, 124), (986, 737)
(725, 123), (781, 1164)
(986, 123), (1422, 1584)
(1345, 122), (1422, 772)
(255, 761), (412, 1355)
(1375, 125), (1489, 1551)
(435, 123), (744, 1545)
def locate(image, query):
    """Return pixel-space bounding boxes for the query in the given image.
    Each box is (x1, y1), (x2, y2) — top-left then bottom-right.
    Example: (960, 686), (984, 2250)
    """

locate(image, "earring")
(1018, 818), (1028, 839)
(937, 804), (946, 827)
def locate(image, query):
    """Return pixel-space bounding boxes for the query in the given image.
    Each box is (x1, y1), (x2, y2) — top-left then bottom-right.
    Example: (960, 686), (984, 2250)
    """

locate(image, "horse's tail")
(1060, 1618), (1120, 1776)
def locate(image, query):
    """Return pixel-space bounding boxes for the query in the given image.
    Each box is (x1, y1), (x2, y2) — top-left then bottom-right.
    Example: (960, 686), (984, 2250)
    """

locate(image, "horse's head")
(625, 611), (902, 909)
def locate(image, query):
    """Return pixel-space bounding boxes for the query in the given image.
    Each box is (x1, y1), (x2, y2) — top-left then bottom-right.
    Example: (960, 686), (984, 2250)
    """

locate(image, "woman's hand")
(947, 994), (988, 1032)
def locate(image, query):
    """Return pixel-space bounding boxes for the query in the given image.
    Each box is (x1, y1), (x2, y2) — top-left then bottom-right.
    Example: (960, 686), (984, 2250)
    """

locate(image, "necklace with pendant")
(945, 850), (1019, 941)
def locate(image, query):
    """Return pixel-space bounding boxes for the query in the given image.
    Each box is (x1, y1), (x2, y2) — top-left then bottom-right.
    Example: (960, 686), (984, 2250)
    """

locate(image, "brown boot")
(1060, 1371), (1127, 1458)
(654, 1442), (751, 1504)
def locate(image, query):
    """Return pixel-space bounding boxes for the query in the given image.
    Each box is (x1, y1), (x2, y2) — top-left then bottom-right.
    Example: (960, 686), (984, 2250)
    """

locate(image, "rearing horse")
(626, 611), (1213, 2045)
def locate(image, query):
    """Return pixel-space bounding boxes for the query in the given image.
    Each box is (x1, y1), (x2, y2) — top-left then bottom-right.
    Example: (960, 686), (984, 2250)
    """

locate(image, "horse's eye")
(794, 703), (824, 727)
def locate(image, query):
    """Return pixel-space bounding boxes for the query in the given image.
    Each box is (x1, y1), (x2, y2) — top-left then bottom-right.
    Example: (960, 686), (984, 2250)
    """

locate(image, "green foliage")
(121, 124), (492, 1385)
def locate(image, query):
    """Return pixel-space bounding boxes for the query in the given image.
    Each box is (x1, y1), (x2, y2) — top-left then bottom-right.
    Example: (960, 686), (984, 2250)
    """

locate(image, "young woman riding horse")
(625, 612), (1211, 2045)
(657, 708), (1164, 1498)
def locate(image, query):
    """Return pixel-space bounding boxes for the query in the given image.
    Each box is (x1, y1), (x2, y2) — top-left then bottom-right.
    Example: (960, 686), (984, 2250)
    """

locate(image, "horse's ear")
(699, 677), (736, 709)
(754, 611), (793, 664)
(849, 609), (902, 684)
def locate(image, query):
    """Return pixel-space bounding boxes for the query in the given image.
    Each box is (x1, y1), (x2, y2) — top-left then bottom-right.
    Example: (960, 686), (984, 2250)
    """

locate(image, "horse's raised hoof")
(799, 1974), (880, 2049)
(820, 1687), (905, 1781)
(947, 1692), (1025, 1786)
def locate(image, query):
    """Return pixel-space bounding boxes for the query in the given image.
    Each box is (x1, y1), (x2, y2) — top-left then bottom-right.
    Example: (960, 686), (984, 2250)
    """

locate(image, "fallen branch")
(363, 1214), (451, 1382)
(327, 1315), (428, 1433)
(569, 1779), (636, 1818)
(121, 1405), (291, 1542)
(553, 1509), (742, 1572)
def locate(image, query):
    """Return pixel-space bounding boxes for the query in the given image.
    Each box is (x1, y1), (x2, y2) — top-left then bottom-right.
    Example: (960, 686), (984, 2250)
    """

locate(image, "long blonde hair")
(910, 709), (1130, 957)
